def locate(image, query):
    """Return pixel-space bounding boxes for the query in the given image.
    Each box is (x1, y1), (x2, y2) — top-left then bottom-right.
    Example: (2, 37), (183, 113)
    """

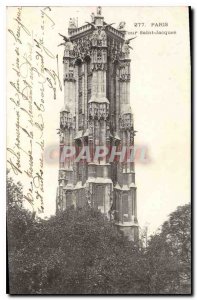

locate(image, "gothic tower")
(56, 7), (138, 241)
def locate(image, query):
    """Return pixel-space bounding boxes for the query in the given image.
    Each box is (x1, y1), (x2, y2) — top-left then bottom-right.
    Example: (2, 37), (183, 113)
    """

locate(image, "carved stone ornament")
(122, 43), (130, 58)
(119, 61), (130, 81)
(60, 111), (75, 129)
(69, 18), (77, 28)
(72, 35), (92, 59)
(69, 30), (118, 61)
(97, 6), (102, 15)
(59, 169), (66, 179)
(118, 21), (126, 30)
(88, 102), (109, 120)
(59, 130), (64, 143)
(107, 38), (123, 62)
(120, 113), (133, 130)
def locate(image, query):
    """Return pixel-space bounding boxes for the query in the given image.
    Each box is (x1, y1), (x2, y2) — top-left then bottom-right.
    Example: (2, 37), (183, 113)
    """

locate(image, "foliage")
(7, 174), (191, 294)
(8, 204), (149, 294)
(146, 204), (191, 294)
(6, 170), (23, 207)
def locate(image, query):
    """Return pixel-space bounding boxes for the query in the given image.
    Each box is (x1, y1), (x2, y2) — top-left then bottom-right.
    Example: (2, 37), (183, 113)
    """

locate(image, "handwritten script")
(7, 7), (62, 213)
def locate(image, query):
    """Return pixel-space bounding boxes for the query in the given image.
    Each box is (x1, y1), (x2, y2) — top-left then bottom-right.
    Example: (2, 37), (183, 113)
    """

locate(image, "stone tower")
(56, 7), (138, 241)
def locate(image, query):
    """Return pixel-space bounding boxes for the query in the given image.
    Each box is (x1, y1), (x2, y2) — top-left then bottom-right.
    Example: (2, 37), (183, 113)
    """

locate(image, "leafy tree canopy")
(7, 173), (191, 295)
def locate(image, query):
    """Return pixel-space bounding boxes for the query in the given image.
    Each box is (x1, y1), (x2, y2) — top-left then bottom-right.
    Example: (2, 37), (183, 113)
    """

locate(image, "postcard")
(7, 6), (191, 294)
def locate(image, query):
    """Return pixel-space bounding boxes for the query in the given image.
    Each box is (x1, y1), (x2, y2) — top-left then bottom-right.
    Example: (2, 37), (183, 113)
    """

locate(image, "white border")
(1, 0), (195, 298)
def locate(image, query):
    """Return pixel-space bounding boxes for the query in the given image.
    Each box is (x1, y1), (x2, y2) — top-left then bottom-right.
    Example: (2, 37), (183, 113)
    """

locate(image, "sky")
(7, 6), (191, 235)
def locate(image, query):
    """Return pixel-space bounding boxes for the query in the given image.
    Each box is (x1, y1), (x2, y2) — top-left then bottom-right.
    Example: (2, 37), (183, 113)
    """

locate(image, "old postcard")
(6, 6), (191, 295)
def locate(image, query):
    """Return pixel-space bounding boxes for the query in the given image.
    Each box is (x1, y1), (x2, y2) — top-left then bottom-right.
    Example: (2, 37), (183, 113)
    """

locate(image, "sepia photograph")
(6, 5), (191, 295)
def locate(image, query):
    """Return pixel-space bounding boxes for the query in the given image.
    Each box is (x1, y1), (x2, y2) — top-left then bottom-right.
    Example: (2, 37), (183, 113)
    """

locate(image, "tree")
(6, 170), (23, 207)
(146, 203), (191, 294)
(8, 203), (149, 294)
(25, 206), (149, 294)
(7, 174), (191, 295)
